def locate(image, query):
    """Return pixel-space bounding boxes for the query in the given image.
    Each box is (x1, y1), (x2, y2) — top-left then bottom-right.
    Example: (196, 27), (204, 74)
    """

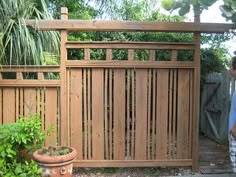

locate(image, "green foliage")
(162, 0), (175, 11)
(134, 50), (149, 61)
(161, 0), (236, 23)
(0, 115), (50, 176)
(48, 0), (98, 19)
(117, 0), (148, 20)
(112, 49), (128, 60)
(220, 0), (236, 23)
(41, 146), (71, 156)
(201, 33), (232, 47)
(0, 0), (59, 65)
(90, 49), (106, 60)
(200, 47), (229, 82)
(42, 52), (59, 65)
(161, 0), (217, 16)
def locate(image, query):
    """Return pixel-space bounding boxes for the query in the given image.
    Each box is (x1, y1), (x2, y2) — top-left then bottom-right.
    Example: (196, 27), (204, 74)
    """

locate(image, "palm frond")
(0, 0), (59, 65)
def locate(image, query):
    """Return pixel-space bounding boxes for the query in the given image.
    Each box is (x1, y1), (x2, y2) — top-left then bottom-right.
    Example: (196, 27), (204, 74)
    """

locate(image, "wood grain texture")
(25, 20), (234, 33)
(135, 69), (147, 160)
(113, 69), (125, 160)
(92, 69), (104, 160)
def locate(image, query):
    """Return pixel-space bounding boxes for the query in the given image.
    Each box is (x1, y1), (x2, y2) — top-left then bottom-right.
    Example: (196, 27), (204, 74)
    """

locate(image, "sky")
(187, 0), (235, 55)
(188, 0), (226, 23)
(160, 0), (235, 55)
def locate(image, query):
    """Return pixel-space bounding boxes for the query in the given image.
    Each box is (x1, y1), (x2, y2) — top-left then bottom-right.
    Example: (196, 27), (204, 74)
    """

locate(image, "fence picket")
(70, 69), (83, 159)
(156, 69), (168, 159)
(135, 69), (148, 160)
(92, 69), (104, 160)
(113, 69), (125, 160)
(3, 88), (15, 123)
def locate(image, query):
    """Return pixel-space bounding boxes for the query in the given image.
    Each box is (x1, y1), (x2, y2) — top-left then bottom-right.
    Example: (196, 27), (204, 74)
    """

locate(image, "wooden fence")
(200, 70), (234, 144)
(0, 7), (234, 170)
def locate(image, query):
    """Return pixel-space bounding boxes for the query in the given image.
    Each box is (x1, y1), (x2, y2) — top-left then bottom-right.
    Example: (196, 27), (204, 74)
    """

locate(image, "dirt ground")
(72, 167), (202, 177)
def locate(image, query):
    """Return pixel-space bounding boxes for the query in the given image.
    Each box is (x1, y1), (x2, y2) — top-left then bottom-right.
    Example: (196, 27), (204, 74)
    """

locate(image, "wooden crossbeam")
(25, 20), (235, 33)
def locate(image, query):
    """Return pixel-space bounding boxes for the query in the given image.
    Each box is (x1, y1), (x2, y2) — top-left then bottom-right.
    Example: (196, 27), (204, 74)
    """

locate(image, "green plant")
(0, 115), (51, 177)
(40, 146), (72, 156)
(0, 0), (59, 65)
(161, 0), (236, 24)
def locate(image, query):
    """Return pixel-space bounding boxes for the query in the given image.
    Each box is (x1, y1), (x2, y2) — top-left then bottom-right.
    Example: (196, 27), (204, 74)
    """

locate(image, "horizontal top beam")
(25, 20), (235, 33)
(66, 41), (195, 50)
(0, 65), (60, 72)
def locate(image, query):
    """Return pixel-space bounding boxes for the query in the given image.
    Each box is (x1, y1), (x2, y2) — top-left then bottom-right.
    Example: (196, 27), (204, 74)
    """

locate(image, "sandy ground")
(72, 167), (202, 177)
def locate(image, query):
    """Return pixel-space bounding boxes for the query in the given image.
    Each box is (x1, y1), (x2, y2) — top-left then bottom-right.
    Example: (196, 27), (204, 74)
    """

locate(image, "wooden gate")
(200, 70), (232, 144)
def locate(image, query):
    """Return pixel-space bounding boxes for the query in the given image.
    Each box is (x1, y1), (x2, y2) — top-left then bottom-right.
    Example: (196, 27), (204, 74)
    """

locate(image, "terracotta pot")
(33, 146), (77, 177)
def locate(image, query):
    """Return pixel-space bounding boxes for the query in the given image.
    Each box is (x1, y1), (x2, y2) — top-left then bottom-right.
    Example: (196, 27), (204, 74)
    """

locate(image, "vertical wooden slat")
(152, 70), (156, 159)
(106, 49), (112, 61)
(128, 49), (134, 61)
(189, 70), (193, 158)
(19, 88), (24, 116)
(38, 72), (44, 80)
(172, 69), (178, 159)
(135, 69), (147, 160)
(36, 89), (41, 116)
(104, 69), (109, 159)
(24, 88), (36, 116)
(3, 88), (15, 123)
(60, 7), (69, 146)
(168, 69), (175, 159)
(87, 69), (92, 159)
(171, 50), (177, 61)
(109, 69), (113, 160)
(172, 69), (177, 159)
(156, 69), (168, 159)
(17, 72), (23, 80)
(168, 69), (173, 159)
(92, 69), (104, 160)
(147, 69), (152, 160)
(177, 69), (190, 159)
(15, 88), (19, 119)
(45, 88), (58, 146)
(36, 88), (44, 131)
(83, 69), (88, 160)
(85, 49), (90, 60)
(70, 69), (83, 159)
(149, 50), (155, 61)
(113, 69), (125, 160)
(131, 70), (135, 159)
(126, 70), (130, 159)
(41, 89), (45, 131)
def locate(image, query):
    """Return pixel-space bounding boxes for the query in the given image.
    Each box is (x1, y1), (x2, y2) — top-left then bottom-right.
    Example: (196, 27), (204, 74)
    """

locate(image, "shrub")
(0, 115), (50, 177)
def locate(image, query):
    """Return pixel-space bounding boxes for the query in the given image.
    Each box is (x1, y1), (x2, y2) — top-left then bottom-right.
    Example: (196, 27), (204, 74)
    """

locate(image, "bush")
(0, 115), (49, 177)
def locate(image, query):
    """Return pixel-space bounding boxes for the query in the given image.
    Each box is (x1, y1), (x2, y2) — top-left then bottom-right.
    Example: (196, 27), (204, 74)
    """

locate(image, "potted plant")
(33, 145), (77, 177)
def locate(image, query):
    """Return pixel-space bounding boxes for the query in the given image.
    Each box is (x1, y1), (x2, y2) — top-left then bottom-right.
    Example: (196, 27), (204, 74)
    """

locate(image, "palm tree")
(87, 0), (158, 19)
(0, 0), (59, 65)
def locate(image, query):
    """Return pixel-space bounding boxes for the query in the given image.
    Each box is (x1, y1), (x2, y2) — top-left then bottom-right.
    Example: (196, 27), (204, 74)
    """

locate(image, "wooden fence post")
(192, 13), (201, 171)
(60, 7), (68, 145)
